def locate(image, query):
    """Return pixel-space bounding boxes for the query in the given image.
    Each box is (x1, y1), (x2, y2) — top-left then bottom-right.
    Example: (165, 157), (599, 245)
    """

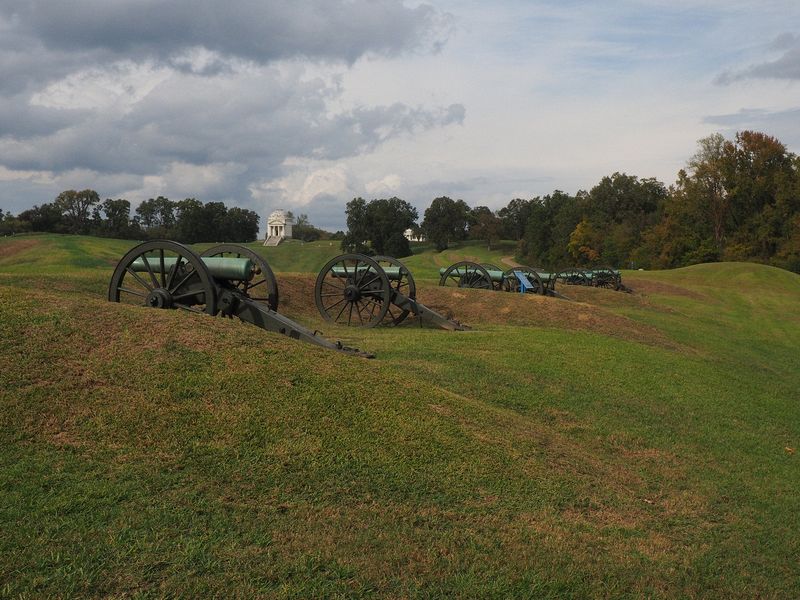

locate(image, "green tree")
(341, 197), (417, 257)
(469, 206), (501, 250)
(98, 198), (133, 238)
(497, 198), (532, 240)
(222, 207), (260, 243)
(422, 196), (470, 252)
(292, 213), (324, 242)
(174, 198), (205, 243)
(519, 191), (580, 268)
(55, 189), (100, 234)
(341, 197), (370, 253)
(17, 203), (65, 233)
(135, 196), (177, 239)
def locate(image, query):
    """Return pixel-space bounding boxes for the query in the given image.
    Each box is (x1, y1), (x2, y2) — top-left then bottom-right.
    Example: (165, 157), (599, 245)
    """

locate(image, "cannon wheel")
(315, 254), (391, 328)
(373, 255), (416, 326)
(108, 240), (217, 315)
(480, 263), (505, 290)
(558, 269), (588, 286)
(439, 261), (493, 289)
(202, 244), (279, 311)
(594, 267), (621, 290)
(502, 266), (543, 294)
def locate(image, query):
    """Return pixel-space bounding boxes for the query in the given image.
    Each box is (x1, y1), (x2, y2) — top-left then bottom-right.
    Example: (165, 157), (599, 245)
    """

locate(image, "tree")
(55, 189), (100, 234)
(293, 213), (324, 242)
(685, 134), (729, 251)
(174, 198), (205, 243)
(341, 197), (370, 253)
(497, 198), (532, 240)
(98, 198), (133, 238)
(136, 196), (176, 233)
(17, 203), (66, 233)
(341, 197), (417, 257)
(222, 207), (260, 242)
(365, 197), (417, 256)
(422, 196), (470, 252)
(567, 219), (603, 265)
(469, 206), (501, 250)
(517, 191), (581, 268)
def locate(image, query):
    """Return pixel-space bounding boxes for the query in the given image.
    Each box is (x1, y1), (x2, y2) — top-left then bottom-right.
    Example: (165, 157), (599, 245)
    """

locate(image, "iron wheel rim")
(108, 240), (217, 315)
(314, 254), (391, 327)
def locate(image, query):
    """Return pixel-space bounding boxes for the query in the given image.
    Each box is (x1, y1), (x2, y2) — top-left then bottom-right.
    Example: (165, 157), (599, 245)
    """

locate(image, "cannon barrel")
(438, 266), (505, 283)
(130, 255), (255, 281)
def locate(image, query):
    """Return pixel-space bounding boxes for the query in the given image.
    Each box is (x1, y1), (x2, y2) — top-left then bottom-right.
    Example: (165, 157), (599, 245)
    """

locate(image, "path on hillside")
(501, 255), (522, 267)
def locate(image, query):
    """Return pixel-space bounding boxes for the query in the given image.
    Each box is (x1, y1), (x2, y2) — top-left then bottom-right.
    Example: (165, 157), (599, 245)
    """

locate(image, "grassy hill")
(1, 233), (799, 598)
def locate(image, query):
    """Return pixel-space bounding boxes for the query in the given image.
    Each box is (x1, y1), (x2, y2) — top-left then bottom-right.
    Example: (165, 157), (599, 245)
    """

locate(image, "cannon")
(438, 261), (562, 297)
(314, 254), (468, 330)
(107, 240), (372, 357)
(557, 267), (628, 291)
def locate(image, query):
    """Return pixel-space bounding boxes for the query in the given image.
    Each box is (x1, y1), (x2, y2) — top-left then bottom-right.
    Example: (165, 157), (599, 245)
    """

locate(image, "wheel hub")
(343, 285), (362, 302)
(146, 288), (173, 308)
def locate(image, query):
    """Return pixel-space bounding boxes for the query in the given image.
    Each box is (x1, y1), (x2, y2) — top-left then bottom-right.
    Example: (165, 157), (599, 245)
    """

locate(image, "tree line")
(341, 130), (800, 273)
(0, 192), (261, 244)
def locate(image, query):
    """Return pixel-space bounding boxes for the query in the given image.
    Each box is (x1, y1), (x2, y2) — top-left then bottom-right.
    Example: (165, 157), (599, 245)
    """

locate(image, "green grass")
(1, 233), (799, 598)
(0, 234), (520, 279)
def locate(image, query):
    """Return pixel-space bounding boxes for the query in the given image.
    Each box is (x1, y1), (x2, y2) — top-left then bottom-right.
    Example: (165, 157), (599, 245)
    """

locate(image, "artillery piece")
(557, 267), (628, 291)
(438, 261), (561, 297)
(314, 254), (468, 330)
(107, 240), (372, 357)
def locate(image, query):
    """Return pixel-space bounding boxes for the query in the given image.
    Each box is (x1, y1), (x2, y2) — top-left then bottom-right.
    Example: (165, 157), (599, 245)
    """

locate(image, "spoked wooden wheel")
(594, 267), (621, 290)
(373, 255), (416, 325)
(202, 244), (279, 310)
(314, 254), (391, 327)
(502, 266), (543, 294)
(439, 261), (493, 289)
(558, 269), (588, 286)
(108, 240), (217, 315)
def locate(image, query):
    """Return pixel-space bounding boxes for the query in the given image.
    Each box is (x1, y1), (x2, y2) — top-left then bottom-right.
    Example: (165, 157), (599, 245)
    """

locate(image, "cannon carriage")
(556, 267), (627, 291)
(108, 240), (372, 357)
(314, 254), (468, 330)
(438, 261), (560, 297)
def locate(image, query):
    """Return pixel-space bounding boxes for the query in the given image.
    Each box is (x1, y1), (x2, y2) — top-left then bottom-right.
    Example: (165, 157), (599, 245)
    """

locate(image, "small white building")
(404, 228), (425, 242)
(264, 209), (294, 246)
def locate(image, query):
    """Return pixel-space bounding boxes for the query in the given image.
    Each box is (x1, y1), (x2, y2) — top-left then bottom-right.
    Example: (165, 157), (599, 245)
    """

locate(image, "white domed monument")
(264, 209), (294, 246)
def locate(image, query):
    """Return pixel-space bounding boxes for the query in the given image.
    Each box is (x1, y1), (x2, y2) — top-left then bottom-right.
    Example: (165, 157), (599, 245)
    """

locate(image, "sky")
(1, 0), (799, 232)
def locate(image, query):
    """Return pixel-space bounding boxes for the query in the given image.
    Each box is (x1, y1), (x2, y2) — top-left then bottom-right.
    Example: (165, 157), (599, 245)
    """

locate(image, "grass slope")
(1, 234), (799, 598)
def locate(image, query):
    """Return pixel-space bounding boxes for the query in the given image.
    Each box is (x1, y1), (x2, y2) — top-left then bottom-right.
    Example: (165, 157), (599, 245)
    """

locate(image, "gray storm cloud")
(0, 0), (463, 219)
(0, 0), (444, 65)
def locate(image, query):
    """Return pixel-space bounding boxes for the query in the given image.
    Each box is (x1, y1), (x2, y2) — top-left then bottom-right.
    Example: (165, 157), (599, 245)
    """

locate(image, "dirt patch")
(418, 284), (680, 350)
(272, 274), (681, 350)
(0, 238), (41, 260)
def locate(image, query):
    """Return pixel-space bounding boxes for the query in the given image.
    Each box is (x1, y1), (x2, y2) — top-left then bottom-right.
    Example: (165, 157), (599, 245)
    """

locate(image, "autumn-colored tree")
(567, 219), (602, 265)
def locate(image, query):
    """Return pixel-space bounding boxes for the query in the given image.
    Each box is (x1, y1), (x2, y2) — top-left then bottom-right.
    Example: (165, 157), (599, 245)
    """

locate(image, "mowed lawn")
(1, 234), (799, 598)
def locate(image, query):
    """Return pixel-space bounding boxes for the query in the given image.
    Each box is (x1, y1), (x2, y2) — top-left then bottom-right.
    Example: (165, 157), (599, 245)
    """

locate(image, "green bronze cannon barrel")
(330, 265), (404, 281)
(131, 256), (255, 281)
(438, 266), (505, 283)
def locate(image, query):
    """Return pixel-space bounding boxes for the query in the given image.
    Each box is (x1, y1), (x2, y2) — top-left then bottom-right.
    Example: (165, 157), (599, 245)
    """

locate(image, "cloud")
(704, 107), (800, 148)
(716, 32), (800, 83)
(0, 0), (462, 228)
(0, 0), (446, 67)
